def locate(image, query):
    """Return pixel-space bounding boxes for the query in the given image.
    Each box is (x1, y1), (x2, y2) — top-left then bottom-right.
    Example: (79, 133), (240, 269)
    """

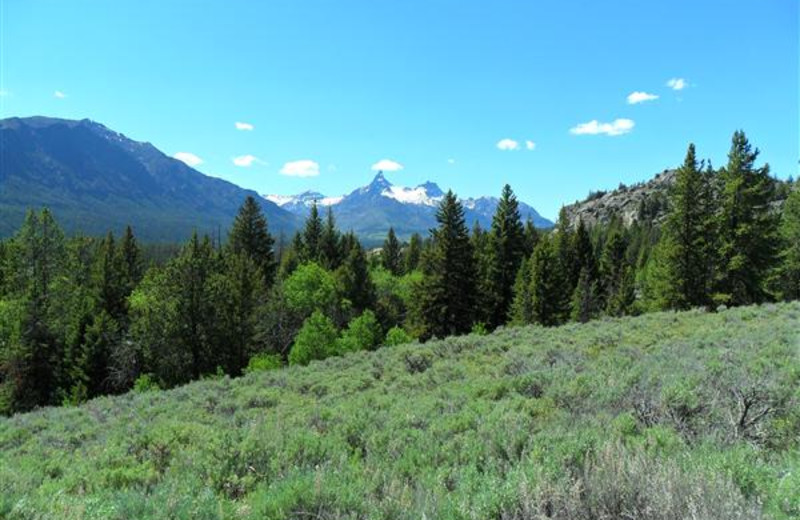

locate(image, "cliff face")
(562, 170), (676, 228)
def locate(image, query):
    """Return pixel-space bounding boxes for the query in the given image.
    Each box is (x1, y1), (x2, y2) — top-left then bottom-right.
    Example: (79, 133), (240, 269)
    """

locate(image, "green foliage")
(527, 237), (570, 326)
(288, 310), (339, 365)
(775, 186), (800, 300)
(384, 325), (414, 346)
(1, 303), (797, 518)
(485, 184), (527, 328)
(228, 195), (277, 288)
(716, 131), (780, 305)
(335, 310), (383, 354)
(381, 227), (403, 275)
(403, 232), (423, 272)
(132, 373), (160, 393)
(653, 144), (716, 310)
(283, 262), (338, 319)
(417, 191), (477, 339)
(244, 353), (283, 374)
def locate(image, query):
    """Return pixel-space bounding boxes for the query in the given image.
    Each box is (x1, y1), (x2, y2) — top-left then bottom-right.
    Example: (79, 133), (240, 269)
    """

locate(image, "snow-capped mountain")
(263, 172), (553, 243)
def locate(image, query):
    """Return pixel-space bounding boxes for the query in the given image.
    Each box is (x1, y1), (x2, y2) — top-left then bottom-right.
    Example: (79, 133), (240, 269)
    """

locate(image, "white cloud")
(496, 138), (520, 151)
(666, 78), (687, 90)
(280, 159), (320, 177)
(235, 121), (254, 131)
(570, 118), (635, 136)
(54, 90), (67, 99)
(627, 91), (659, 104)
(173, 152), (203, 167)
(232, 154), (262, 167)
(525, 140), (536, 151)
(371, 159), (404, 172)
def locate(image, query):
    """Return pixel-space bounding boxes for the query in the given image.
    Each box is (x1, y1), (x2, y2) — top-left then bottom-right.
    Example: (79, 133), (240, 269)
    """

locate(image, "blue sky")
(1, 0), (797, 220)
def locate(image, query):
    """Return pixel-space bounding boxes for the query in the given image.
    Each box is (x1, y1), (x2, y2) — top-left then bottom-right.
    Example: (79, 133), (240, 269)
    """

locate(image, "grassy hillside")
(1, 304), (799, 519)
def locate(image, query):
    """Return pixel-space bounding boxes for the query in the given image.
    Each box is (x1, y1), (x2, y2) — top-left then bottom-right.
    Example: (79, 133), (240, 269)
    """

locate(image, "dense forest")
(0, 130), (798, 415)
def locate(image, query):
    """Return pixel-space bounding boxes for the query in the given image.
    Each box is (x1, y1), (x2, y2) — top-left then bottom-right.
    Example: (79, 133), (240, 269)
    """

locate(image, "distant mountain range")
(0, 116), (552, 243)
(0, 116), (299, 241)
(265, 172), (553, 242)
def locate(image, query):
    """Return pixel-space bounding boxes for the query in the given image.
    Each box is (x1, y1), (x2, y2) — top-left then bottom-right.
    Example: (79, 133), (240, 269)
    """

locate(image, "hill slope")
(0, 117), (300, 241)
(1, 303), (799, 519)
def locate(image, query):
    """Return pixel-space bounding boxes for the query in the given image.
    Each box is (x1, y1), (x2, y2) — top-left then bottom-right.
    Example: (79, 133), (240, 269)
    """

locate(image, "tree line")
(0, 130), (797, 414)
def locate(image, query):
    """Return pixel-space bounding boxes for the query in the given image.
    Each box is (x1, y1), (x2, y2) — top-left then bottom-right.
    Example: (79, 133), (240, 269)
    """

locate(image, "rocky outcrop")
(562, 170), (676, 228)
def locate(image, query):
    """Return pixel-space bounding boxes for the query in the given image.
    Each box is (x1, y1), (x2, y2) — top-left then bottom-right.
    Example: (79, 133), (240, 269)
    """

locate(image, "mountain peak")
(416, 181), (443, 198)
(369, 171), (392, 188)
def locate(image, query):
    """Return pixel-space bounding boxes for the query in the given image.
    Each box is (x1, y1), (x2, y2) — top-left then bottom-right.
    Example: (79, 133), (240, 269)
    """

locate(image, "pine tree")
(301, 202), (323, 263)
(404, 233), (423, 272)
(337, 239), (376, 316)
(510, 256), (533, 325)
(381, 227), (403, 275)
(656, 144), (715, 310)
(94, 232), (128, 321)
(716, 131), (779, 305)
(418, 191), (477, 339)
(320, 208), (343, 270)
(228, 196), (277, 287)
(486, 184), (527, 328)
(523, 218), (540, 257)
(528, 237), (570, 326)
(571, 266), (600, 323)
(776, 185), (800, 300)
(118, 225), (143, 297)
(554, 207), (577, 293)
(601, 228), (635, 316)
(8, 209), (68, 410)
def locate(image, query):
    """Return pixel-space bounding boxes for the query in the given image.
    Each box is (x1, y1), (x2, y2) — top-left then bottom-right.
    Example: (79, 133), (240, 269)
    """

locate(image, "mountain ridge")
(0, 116), (301, 241)
(265, 171), (554, 241)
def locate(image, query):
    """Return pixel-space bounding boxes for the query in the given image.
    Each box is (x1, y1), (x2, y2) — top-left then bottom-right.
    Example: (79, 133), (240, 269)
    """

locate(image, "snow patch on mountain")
(381, 185), (443, 206)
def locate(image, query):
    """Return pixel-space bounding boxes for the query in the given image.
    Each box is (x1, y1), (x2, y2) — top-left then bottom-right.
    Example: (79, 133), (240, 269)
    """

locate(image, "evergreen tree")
(571, 218), (597, 284)
(471, 221), (495, 327)
(510, 256), (533, 325)
(118, 225), (143, 296)
(716, 131), (779, 305)
(10, 209), (68, 410)
(523, 219), (540, 257)
(337, 240), (376, 316)
(418, 191), (477, 339)
(571, 266), (600, 323)
(554, 207), (577, 293)
(775, 186), (800, 300)
(320, 208), (343, 270)
(528, 237), (570, 326)
(228, 196), (277, 287)
(381, 227), (403, 275)
(210, 252), (264, 375)
(486, 184), (527, 328)
(301, 202), (323, 263)
(404, 232), (423, 272)
(94, 232), (128, 321)
(601, 228), (635, 316)
(656, 144), (715, 310)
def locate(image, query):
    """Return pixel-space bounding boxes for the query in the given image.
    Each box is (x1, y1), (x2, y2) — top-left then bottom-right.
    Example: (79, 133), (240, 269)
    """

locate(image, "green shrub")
(335, 310), (383, 354)
(244, 353), (283, 374)
(288, 310), (339, 366)
(384, 325), (413, 346)
(133, 373), (160, 393)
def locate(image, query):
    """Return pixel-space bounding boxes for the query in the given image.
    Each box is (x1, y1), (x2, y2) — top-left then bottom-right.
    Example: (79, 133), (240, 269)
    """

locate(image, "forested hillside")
(0, 117), (300, 241)
(1, 303), (798, 519)
(0, 130), (798, 415)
